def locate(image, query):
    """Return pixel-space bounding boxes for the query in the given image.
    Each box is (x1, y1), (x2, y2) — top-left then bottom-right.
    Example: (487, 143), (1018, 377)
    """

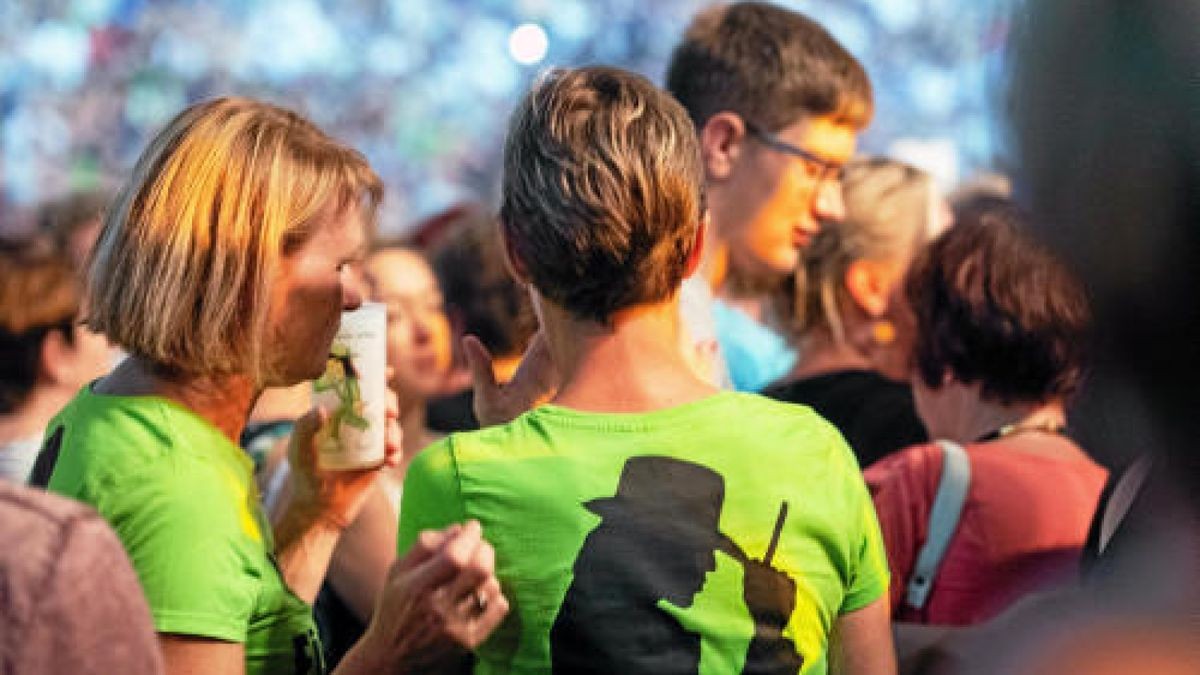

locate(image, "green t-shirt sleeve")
(102, 465), (260, 642)
(397, 436), (468, 556)
(837, 435), (891, 614)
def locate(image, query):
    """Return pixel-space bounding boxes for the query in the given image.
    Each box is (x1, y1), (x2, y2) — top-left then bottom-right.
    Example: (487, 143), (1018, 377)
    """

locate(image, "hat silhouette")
(584, 456), (731, 549)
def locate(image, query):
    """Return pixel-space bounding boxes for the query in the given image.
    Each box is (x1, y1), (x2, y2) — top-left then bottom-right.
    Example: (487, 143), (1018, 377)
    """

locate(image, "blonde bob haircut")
(777, 157), (933, 344)
(86, 97), (382, 380)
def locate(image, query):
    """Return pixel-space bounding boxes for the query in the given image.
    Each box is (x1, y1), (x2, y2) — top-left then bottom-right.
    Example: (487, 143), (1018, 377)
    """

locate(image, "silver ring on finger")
(471, 589), (488, 616)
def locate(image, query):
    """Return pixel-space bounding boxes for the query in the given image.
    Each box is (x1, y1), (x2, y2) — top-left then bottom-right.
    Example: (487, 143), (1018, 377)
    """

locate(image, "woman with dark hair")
(865, 200), (1107, 625)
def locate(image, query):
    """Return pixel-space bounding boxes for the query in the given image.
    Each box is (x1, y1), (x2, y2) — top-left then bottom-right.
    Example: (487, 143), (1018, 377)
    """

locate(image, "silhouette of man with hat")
(550, 456), (803, 674)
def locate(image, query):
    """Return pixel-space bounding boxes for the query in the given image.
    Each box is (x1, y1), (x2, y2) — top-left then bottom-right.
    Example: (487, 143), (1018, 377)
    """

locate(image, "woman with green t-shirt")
(33, 97), (508, 674)
(399, 67), (897, 675)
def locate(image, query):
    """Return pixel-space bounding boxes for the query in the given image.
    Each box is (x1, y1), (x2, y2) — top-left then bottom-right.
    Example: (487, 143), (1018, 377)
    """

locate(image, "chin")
(733, 249), (795, 282)
(760, 254), (800, 279)
(392, 375), (444, 401)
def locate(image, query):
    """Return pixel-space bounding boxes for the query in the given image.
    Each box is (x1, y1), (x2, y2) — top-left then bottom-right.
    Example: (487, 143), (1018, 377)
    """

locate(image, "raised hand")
(463, 331), (558, 427)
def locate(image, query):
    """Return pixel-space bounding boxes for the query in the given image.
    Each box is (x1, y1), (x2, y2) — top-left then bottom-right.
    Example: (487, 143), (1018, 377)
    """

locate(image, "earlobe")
(39, 328), (73, 386)
(844, 260), (888, 318)
(699, 112), (746, 181)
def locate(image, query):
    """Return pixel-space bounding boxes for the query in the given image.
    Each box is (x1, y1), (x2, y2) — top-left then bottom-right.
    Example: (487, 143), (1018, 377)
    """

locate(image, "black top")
(426, 388), (479, 433)
(764, 369), (928, 468)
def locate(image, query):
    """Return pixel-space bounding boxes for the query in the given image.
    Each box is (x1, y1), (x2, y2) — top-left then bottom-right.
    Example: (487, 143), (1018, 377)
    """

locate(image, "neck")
(786, 328), (873, 381)
(0, 386), (76, 443)
(397, 392), (429, 456)
(249, 382), (312, 424)
(700, 240), (730, 291)
(96, 356), (258, 443)
(947, 396), (1067, 445)
(540, 296), (717, 413)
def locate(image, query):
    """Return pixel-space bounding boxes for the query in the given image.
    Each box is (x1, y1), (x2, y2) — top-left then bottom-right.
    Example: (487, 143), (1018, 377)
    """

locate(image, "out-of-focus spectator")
(1011, 0), (1200, 540)
(866, 203), (1106, 625)
(0, 237), (112, 483)
(364, 244), (454, 482)
(0, 480), (164, 674)
(36, 190), (110, 269)
(941, 1), (1200, 671)
(765, 157), (946, 466)
(427, 206), (535, 432)
(664, 1), (873, 388)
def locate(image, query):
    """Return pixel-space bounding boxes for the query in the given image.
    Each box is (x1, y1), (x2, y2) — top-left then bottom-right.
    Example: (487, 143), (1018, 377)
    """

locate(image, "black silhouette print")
(549, 456), (803, 674)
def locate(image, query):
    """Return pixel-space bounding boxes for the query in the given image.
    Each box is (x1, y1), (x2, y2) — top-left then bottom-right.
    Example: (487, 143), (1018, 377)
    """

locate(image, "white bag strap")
(904, 439), (971, 611)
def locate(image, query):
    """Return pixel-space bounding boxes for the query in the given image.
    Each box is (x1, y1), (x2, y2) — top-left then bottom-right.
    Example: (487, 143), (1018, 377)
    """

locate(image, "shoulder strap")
(904, 439), (971, 611)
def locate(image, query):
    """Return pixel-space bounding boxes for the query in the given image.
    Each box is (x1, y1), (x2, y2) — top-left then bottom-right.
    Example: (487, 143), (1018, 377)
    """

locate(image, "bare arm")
(274, 402), (402, 603)
(159, 635), (244, 675)
(831, 596), (897, 675)
(327, 480), (399, 621)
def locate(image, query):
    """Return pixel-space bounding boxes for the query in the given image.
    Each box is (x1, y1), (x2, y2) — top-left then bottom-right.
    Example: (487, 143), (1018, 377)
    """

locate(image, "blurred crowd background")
(1, 0), (1013, 234)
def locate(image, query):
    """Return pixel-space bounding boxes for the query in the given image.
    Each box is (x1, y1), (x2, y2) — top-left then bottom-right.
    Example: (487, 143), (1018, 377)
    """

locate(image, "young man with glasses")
(666, 1), (873, 389)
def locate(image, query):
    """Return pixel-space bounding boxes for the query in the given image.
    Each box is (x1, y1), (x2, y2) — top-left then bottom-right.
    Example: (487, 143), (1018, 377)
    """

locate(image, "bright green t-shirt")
(399, 392), (888, 675)
(41, 387), (323, 675)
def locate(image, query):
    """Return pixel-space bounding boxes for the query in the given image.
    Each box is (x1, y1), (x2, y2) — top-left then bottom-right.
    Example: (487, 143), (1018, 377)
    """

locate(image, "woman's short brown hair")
(906, 199), (1091, 405)
(499, 67), (704, 324)
(86, 97), (382, 379)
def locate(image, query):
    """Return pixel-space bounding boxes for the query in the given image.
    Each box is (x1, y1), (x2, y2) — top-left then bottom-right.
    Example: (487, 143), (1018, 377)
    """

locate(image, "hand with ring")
(336, 520), (509, 674)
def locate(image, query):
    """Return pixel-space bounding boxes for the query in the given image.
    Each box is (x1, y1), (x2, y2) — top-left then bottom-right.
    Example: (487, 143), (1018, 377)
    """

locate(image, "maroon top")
(866, 437), (1107, 625)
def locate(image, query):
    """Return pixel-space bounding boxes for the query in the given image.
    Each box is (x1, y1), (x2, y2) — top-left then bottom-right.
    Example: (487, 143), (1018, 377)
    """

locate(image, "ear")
(683, 213), (708, 279)
(699, 112), (748, 181)
(38, 328), (74, 386)
(844, 259), (890, 318)
(497, 218), (532, 285)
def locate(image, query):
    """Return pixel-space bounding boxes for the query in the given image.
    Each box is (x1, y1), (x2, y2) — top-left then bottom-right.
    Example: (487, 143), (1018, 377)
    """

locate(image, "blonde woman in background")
(765, 157), (950, 467)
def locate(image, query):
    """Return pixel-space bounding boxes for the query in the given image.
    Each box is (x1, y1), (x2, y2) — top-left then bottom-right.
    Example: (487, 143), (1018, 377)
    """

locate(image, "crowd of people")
(2, 1), (1197, 674)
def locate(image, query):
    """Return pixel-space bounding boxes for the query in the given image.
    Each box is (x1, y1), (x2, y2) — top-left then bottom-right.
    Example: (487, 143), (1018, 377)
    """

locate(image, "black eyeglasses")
(744, 121), (846, 184)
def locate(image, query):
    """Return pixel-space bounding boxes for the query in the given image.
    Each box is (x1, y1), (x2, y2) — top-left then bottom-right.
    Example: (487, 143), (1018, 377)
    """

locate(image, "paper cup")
(312, 302), (387, 470)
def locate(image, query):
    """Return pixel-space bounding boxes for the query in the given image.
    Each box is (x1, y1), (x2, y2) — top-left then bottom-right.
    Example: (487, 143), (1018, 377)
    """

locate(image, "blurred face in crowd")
(263, 202), (367, 386)
(719, 113), (857, 278)
(365, 249), (453, 402)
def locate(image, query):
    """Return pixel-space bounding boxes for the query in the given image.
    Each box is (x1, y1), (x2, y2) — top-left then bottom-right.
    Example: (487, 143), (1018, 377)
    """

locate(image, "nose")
(411, 314), (433, 345)
(813, 178), (846, 223)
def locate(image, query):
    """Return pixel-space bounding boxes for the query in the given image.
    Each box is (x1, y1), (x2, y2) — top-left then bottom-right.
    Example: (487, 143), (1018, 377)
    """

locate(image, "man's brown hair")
(500, 67), (704, 324)
(666, 1), (873, 132)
